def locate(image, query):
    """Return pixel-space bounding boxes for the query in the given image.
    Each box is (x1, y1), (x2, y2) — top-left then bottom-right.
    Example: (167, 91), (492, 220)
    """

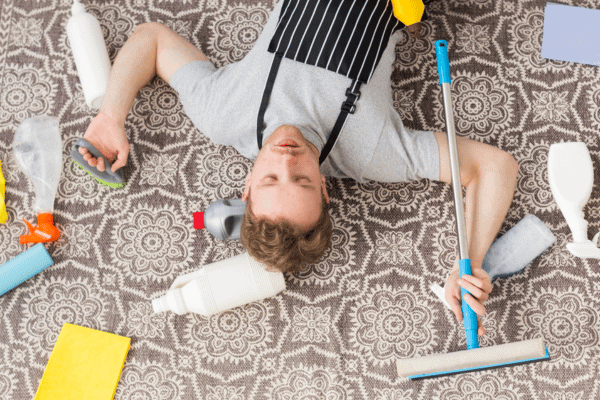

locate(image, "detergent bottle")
(152, 252), (285, 316)
(13, 116), (62, 244)
(67, 0), (112, 109)
(548, 142), (600, 258)
(193, 198), (246, 240)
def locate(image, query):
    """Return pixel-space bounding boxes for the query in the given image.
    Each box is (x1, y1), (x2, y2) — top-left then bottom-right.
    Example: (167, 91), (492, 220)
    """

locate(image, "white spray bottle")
(66, 0), (111, 109)
(548, 141), (600, 258)
(152, 252), (286, 316)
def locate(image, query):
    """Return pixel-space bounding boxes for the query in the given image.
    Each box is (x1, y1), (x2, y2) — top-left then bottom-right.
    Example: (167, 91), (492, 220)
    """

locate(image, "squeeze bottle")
(13, 116), (62, 244)
(193, 198), (246, 240)
(66, 0), (111, 109)
(152, 252), (286, 316)
(548, 142), (600, 258)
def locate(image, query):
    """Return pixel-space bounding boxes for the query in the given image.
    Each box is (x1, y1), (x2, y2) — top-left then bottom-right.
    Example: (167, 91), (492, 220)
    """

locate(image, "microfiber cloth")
(541, 2), (600, 66)
(35, 323), (130, 400)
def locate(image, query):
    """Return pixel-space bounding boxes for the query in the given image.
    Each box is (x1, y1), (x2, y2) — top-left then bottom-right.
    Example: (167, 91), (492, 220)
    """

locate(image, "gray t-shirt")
(170, 0), (439, 183)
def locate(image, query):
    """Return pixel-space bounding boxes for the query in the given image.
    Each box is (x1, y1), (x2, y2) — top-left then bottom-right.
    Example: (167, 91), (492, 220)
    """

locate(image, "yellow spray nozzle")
(391, 0), (425, 26)
(0, 160), (7, 224)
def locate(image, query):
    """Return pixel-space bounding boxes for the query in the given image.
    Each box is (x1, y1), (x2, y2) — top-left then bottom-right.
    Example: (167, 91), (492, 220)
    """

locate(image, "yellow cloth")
(35, 323), (130, 400)
(0, 160), (7, 223)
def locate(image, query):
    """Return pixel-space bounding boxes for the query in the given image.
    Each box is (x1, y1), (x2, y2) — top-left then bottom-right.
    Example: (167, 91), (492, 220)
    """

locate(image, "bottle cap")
(71, 0), (86, 15)
(193, 212), (205, 230)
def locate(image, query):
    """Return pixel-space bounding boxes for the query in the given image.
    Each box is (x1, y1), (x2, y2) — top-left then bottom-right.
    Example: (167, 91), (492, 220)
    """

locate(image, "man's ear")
(242, 173), (251, 202)
(321, 175), (330, 203)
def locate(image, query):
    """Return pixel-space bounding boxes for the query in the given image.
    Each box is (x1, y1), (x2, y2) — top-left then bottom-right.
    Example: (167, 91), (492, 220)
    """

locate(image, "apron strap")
(319, 80), (362, 165)
(257, 52), (284, 150)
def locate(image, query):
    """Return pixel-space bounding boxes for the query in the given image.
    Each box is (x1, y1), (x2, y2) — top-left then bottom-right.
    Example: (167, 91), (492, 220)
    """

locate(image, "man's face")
(242, 125), (329, 231)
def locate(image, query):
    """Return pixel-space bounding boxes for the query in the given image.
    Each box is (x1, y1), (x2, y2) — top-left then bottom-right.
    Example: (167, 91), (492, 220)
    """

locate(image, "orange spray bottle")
(13, 116), (61, 244)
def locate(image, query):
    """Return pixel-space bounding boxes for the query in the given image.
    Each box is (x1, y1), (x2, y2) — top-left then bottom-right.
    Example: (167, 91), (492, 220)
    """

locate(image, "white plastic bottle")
(548, 141), (600, 258)
(152, 252), (286, 316)
(66, 0), (111, 109)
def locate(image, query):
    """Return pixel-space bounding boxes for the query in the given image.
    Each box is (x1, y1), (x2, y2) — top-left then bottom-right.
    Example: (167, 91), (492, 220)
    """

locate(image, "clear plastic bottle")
(67, 0), (111, 109)
(152, 252), (285, 316)
(13, 116), (62, 243)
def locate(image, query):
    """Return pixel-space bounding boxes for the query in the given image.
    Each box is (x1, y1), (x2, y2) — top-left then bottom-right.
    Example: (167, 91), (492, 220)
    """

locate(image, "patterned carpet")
(1, 0), (600, 398)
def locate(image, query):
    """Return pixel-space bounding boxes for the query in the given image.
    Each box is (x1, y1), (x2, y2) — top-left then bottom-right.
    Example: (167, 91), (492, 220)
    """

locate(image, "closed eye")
(258, 174), (315, 190)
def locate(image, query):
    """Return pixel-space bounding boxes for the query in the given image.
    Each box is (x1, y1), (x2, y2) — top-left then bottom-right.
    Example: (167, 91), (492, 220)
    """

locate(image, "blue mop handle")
(459, 259), (479, 349)
(435, 39), (479, 350)
(435, 40), (451, 85)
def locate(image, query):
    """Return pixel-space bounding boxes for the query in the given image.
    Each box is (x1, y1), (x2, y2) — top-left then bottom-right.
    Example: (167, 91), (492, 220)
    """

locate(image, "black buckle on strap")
(341, 101), (357, 114)
(345, 87), (361, 101)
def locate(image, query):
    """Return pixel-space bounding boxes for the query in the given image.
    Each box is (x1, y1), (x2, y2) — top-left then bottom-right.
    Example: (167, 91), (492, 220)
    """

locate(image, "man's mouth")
(276, 139), (300, 148)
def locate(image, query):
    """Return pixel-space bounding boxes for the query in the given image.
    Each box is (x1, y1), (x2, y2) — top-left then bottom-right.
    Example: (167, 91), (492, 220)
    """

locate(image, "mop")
(396, 40), (550, 380)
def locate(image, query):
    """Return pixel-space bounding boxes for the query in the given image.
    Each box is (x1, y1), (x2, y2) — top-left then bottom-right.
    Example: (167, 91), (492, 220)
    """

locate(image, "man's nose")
(275, 151), (298, 164)
(274, 155), (298, 180)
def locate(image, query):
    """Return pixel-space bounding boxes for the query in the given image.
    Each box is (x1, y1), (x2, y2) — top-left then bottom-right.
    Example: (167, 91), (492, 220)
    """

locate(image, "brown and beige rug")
(1, 0), (599, 398)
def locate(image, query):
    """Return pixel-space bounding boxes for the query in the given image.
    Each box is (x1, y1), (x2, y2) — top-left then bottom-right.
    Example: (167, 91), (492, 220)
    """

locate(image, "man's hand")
(445, 266), (492, 336)
(78, 110), (129, 173)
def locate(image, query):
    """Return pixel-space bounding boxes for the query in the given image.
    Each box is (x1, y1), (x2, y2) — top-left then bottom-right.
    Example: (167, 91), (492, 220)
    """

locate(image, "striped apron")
(256, 0), (432, 164)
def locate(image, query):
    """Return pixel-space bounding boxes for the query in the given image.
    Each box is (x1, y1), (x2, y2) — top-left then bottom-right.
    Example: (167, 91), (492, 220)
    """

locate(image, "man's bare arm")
(80, 22), (210, 172)
(434, 132), (519, 335)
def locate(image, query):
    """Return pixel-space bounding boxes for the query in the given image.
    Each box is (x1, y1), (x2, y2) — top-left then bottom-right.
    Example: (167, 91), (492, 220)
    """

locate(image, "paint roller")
(396, 40), (550, 380)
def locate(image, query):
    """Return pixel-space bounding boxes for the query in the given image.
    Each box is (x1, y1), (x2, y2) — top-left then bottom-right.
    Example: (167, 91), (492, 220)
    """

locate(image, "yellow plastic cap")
(392, 0), (425, 26)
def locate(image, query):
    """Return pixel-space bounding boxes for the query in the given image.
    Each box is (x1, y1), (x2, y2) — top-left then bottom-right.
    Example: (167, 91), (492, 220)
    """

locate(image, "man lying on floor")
(77, 0), (519, 336)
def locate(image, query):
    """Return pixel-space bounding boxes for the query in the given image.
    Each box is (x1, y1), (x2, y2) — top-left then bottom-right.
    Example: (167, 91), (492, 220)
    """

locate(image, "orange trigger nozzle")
(20, 213), (60, 244)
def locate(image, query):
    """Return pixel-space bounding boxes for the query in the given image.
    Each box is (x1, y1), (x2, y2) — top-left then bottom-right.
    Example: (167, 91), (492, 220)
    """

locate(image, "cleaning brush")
(70, 138), (125, 189)
(396, 40), (550, 380)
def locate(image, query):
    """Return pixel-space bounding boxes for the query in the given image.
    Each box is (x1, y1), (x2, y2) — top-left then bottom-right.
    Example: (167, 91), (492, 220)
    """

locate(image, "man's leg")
(80, 22), (211, 172)
(434, 132), (519, 334)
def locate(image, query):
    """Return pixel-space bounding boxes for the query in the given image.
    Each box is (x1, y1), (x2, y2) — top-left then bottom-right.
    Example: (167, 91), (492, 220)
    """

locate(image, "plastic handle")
(435, 40), (451, 85)
(70, 138), (125, 188)
(459, 258), (479, 350)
